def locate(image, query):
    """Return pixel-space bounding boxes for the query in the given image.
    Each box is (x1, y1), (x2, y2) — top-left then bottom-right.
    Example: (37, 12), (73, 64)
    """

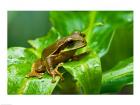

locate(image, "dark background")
(8, 11), (51, 47)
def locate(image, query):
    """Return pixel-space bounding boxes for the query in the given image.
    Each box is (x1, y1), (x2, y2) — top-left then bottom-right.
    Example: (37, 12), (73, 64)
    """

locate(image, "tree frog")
(26, 32), (87, 82)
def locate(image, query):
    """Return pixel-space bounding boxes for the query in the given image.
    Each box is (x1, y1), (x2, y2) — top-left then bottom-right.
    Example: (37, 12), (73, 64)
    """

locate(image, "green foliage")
(8, 11), (133, 94)
(63, 52), (102, 94)
(8, 47), (60, 94)
(101, 57), (133, 93)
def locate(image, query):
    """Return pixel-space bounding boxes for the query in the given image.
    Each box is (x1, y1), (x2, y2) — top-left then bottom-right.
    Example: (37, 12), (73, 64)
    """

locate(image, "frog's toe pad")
(25, 74), (30, 78)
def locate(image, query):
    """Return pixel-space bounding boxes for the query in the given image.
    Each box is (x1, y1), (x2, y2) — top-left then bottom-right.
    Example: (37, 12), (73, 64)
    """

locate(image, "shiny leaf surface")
(8, 47), (60, 94)
(101, 57), (133, 93)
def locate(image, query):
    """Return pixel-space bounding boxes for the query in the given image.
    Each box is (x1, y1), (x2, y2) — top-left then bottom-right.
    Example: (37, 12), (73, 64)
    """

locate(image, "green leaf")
(50, 11), (90, 36)
(101, 57), (133, 94)
(88, 11), (133, 57)
(8, 47), (60, 94)
(101, 25), (133, 71)
(88, 23), (115, 57)
(100, 11), (133, 71)
(63, 51), (102, 94)
(96, 11), (133, 27)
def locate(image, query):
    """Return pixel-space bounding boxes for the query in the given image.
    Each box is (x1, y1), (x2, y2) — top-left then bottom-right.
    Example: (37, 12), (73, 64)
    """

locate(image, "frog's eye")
(68, 41), (74, 45)
(66, 40), (75, 48)
(80, 32), (86, 37)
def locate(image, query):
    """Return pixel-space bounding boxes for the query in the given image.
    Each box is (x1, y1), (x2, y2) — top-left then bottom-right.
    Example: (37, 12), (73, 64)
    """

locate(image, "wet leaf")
(8, 47), (60, 94)
(63, 52), (102, 94)
(101, 57), (133, 94)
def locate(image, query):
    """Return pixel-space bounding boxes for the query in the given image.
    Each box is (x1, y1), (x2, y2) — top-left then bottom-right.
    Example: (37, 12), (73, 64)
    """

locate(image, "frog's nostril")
(82, 40), (86, 43)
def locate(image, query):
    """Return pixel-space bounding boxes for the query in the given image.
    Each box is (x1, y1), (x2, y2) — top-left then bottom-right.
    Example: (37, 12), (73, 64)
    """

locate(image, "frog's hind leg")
(50, 63), (64, 83)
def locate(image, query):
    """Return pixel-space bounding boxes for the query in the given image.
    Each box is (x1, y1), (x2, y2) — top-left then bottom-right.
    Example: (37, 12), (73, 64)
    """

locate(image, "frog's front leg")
(50, 63), (64, 83)
(44, 55), (56, 74)
(45, 56), (64, 82)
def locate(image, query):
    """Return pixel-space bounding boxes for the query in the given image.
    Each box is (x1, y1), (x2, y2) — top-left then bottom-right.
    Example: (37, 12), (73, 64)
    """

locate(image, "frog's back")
(41, 37), (67, 59)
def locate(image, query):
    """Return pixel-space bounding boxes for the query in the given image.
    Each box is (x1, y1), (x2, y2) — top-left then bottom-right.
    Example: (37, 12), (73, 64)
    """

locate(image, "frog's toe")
(25, 74), (30, 78)
(36, 73), (44, 79)
(37, 75), (43, 79)
(58, 62), (64, 67)
(60, 76), (64, 81)
(25, 72), (32, 78)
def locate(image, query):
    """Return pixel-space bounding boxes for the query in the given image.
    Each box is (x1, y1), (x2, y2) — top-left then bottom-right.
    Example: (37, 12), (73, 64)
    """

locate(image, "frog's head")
(66, 32), (87, 50)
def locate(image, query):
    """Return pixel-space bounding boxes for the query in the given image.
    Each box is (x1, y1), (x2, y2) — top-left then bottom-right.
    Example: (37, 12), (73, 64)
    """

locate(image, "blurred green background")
(8, 11), (51, 47)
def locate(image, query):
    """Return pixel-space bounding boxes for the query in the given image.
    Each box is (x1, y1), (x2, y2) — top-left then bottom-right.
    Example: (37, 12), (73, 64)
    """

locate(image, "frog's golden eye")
(67, 40), (75, 48)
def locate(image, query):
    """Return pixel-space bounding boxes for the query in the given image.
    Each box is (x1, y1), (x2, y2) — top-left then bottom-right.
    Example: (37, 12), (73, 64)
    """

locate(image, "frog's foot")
(51, 63), (64, 83)
(26, 71), (44, 79)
